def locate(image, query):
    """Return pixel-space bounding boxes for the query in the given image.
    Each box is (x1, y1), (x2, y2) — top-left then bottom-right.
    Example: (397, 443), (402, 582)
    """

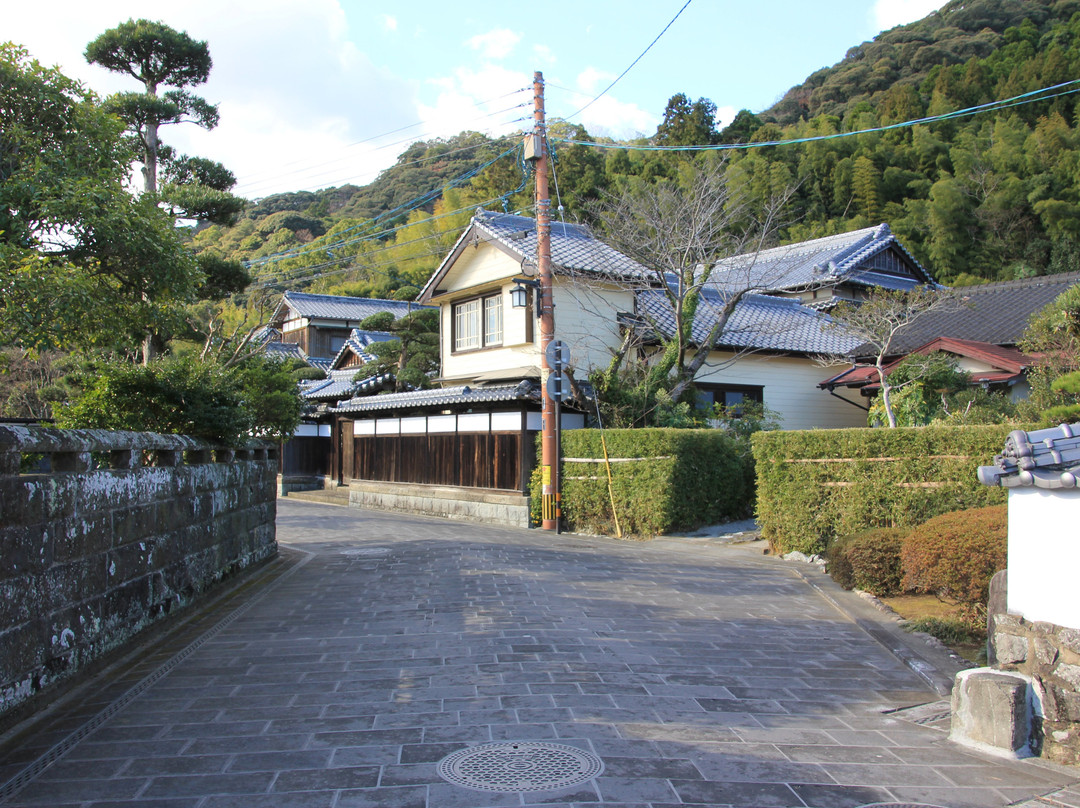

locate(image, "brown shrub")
(827, 528), (908, 596)
(900, 505), (1007, 619)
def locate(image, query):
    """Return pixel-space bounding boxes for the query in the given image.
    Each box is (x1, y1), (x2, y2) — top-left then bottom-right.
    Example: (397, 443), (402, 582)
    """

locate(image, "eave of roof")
(331, 380), (541, 414)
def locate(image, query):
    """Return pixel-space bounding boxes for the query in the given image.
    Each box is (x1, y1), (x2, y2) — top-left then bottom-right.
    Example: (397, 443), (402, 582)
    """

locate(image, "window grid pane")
(454, 299), (480, 351)
(484, 295), (503, 346)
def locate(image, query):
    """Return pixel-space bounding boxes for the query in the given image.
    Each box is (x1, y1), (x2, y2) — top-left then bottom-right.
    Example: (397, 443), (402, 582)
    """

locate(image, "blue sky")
(6, 0), (946, 199)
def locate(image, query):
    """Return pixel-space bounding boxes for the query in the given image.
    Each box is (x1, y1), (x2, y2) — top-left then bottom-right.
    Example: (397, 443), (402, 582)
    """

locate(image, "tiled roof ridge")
(952, 270), (1080, 295)
(740, 224), (886, 263)
(283, 290), (415, 307)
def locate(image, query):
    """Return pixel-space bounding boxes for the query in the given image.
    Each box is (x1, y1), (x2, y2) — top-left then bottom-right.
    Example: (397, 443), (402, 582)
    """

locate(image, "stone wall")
(0, 425), (278, 719)
(992, 613), (1080, 765)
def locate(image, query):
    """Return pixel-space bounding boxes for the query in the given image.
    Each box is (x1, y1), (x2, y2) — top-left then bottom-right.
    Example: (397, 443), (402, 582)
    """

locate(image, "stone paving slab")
(0, 498), (1076, 807)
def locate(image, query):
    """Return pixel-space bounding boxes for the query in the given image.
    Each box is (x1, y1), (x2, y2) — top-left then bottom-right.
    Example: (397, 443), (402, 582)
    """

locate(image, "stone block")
(50, 513), (113, 563)
(995, 632), (1029, 665)
(0, 523), (50, 581)
(0, 477), (44, 527)
(1059, 628), (1080, 656)
(1056, 662), (1080, 691)
(951, 668), (1033, 757)
(52, 452), (91, 473)
(1036, 638), (1060, 667)
(0, 622), (46, 686)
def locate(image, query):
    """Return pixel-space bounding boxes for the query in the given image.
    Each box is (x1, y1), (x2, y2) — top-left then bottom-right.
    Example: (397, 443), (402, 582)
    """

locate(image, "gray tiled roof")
(329, 329), (396, 368)
(633, 289), (863, 355)
(301, 369), (362, 402)
(884, 271), (1080, 354)
(332, 380), (540, 414)
(272, 292), (432, 326)
(475, 211), (650, 279)
(709, 223), (935, 294)
(419, 211), (650, 301)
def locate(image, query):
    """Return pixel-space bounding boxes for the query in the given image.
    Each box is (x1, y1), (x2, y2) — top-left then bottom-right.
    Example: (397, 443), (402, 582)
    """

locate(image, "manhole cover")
(436, 742), (604, 793)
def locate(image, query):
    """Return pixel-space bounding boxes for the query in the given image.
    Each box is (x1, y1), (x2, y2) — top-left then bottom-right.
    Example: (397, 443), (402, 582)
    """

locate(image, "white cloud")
(871, 0), (947, 32)
(564, 69), (656, 140)
(418, 64), (533, 143)
(381, 14), (398, 32)
(533, 44), (556, 65)
(466, 28), (522, 60)
(714, 105), (738, 131)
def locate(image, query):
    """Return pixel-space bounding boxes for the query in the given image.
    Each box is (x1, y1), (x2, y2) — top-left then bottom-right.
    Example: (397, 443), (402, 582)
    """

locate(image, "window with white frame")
(453, 293), (502, 351)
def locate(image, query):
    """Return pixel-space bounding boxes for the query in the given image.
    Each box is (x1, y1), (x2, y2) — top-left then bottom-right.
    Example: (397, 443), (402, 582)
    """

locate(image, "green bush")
(539, 428), (754, 536)
(827, 527), (908, 596)
(752, 425), (1017, 555)
(56, 354), (301, 445)
(900, 504), (1007, 621)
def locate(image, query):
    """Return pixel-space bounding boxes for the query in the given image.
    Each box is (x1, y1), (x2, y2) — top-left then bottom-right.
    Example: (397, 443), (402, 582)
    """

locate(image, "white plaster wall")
(551, 280), (632, 374)
(1006, 487), (1080, 629)
(435, 243), (539, 380)
(696, 352), (869, 430)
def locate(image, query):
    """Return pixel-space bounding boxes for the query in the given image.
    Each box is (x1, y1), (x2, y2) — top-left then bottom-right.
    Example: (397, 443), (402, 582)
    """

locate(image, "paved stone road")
(1, 499), (1077, 807)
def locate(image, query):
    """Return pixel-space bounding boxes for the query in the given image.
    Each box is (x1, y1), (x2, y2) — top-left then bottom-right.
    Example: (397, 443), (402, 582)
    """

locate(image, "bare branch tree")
(581, 158), (799, 402)
(826, 287), (959, 428)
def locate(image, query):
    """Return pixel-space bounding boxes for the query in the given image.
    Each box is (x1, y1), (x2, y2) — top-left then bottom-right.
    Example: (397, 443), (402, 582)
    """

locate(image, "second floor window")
(454, 293), (502, 351)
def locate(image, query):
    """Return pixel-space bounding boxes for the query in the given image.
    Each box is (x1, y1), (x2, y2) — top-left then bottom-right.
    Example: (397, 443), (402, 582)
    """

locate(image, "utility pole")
(533, 71), (559, 531)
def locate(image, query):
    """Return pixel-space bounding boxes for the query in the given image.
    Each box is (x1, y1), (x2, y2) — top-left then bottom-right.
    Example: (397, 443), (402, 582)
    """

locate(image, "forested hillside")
(193, 0), (1080, 304)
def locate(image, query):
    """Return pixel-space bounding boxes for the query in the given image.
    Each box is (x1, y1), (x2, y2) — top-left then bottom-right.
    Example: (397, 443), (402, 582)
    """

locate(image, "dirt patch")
(881, 594), (986, 664)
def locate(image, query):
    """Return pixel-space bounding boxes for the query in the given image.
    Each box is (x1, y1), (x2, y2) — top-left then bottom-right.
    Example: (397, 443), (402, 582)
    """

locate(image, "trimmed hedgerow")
(827, 527), (909, 596)
(751, 424), (1017, 556)
(536, 428), (754, 537)
(901, 504), (1007, 621)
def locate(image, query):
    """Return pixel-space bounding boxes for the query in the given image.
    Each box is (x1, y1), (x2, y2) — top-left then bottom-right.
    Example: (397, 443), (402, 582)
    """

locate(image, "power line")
(563, 0), (693, 123)
(553, 79), (1080, 152)
(232, 87), (531, 190)
(246, 149), (532, 283)
(246, 146), (523, 267)
(236, 108), (531, 198)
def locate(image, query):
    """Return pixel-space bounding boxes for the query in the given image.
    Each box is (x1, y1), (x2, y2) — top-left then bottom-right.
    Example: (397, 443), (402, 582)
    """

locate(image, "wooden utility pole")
(533, 71), (559, 531)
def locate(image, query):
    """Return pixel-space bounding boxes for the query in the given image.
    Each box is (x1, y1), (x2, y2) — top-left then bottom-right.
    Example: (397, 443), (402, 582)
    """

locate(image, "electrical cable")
(236, 109), (530, 198)
(247, 149), (532, 285)
(247, 145), (521, 267)
(553, 78), (1080, 152)
(232, 86), (531, 188)
(563, 0), (693, 123)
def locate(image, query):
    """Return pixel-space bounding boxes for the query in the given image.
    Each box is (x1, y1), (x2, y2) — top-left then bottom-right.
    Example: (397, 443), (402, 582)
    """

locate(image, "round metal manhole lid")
(436, 741), (604, 793)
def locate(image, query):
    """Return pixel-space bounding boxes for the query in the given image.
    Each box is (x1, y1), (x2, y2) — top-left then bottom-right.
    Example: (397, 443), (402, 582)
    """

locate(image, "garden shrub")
(537, 428), (755, 536)
(752, 425), (1018, 555)
(56, 354), (301, 445)
(900, 504), (1007, 621)
(827, 527), (909, 596)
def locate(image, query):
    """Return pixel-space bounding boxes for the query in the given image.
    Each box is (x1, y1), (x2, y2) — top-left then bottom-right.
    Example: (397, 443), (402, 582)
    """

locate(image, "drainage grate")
(857, 803), (950, 808)
(437, 741), (604, 793)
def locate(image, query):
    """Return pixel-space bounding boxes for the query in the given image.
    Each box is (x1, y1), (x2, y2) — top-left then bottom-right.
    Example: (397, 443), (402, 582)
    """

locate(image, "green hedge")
(538, 428), (754, 537)
(751, 425), (1017, 556)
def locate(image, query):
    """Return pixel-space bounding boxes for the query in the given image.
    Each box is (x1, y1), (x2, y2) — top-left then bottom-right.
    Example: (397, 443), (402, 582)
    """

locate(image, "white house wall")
(437, 243), (538, 380)
(553, 281), (633, 375)
(697, 352), (869, 430)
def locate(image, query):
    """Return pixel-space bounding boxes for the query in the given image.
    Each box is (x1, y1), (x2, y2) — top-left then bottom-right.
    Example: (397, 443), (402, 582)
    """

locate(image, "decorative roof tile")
(332, 380), (540, 414)
(978, 423), (1080, 489)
